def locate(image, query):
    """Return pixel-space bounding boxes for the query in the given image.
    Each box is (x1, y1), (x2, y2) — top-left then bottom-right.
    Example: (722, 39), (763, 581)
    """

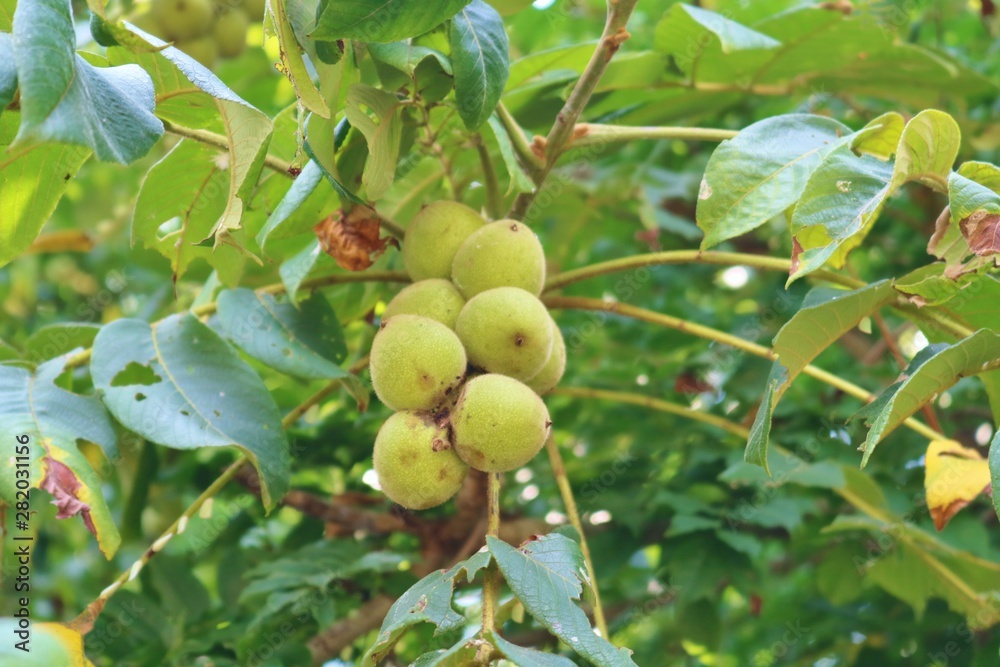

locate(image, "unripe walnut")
(383, 279), (465, 330)
(151, 0), (213, 41)
(455, 287), (553, 381)
(214, 9), (249, 59)
(451, 220), (546, 298)
(369, 315), (466, 411)
(451, 374), (551, 472)
(526, 317), (566, 395)
(373, 411), (467, 509)
(403, 201), (485, 281)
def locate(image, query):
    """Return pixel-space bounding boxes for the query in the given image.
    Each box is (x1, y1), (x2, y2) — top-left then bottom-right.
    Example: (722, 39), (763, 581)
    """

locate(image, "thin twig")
(495, 101), (544, 174)
(566, 124), (738, 150)
(475, 135), (502, 219)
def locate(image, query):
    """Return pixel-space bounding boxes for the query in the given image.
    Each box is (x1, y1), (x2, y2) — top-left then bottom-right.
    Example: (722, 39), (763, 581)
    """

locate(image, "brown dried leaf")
(959, 211), (1000, 257)
(924, 440), (991, 531)
(314, 206), (397, 271)
(40, 458), (97, 537)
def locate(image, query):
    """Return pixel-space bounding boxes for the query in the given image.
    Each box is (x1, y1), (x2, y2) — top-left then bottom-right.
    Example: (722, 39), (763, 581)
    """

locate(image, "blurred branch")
(496, 101), (544, 174)
(509, 0), (640, 219)
(307, 595), (397, 665)
(565, 124), (738, 150)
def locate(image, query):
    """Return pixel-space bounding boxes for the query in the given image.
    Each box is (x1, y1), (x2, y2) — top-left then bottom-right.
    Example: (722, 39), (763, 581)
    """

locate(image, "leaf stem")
(479, 472), (502, 663)
(495, 102), (544, 174)
(509, 0), (640, 219)
(475, 134), (503, 219)
(566, 124), (738, 150)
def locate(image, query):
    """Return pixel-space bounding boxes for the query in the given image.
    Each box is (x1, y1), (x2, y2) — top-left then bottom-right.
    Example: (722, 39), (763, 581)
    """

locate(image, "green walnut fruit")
(456, 287), (553, 381)
(526, 317), (566, 395)
(403, 201), (486, 281)
(369, 314), (467, 411)
(451, 220), (546, 298)
(242, 0), (267, 21)
(151, 0), (214, 41)
(451, 374), (551, 472)
(213, 9), (249, 58)
(383, 279), (466, 330)
(176, 35), (218, 68)
(373, 411), (468, 509)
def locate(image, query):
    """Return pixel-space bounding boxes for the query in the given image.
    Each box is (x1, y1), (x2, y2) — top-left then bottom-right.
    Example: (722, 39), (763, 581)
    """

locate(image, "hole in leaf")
(111, 361), (162, 387)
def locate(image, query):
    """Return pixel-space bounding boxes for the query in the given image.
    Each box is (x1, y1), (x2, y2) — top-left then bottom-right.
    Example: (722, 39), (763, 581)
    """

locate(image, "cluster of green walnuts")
(369, 202), (567, 510)
(130, 0), (264, 67)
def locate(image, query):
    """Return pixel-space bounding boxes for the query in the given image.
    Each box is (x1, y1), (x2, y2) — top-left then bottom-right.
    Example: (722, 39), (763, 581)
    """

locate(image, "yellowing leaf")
(0, 620), (95, 666)
(925, 440), (991, 531)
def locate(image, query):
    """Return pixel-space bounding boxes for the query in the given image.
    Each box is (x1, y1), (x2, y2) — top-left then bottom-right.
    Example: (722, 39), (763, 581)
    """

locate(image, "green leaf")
(344, 84), (403, 199)
(860, 329), (1000, 465)
(889, 109), (960, 192)
(948, 170), (1000, 259)
(488, 534), (637, 667)
(745, 281), (896, 471)
(303, 130), (368, 208)
(411, 640), (480, 667)
(271, 0), (330, 118)
(0, 33), (15, 111)
(990, 429), (1000, 523)
(11, 0), (161, 163)
(215, 289), (348, 380)
(451, 0), (509, 130)
(485, 114), (534, 194)
(312, 0), (469, 43)
(0, 620), (95, 666)
(280, 239), (325, 304)
(23, 323), (101, 362)
(491, 631), (577, 667)
(0, 357), (120, 557)
(850, 343), (947, 428)
(0, 112), (90, 268)
(894, 264), (979, 307)
(131, 139), (245, 286)
(91, 313), (291, 510)
(362, 551), (491, 666)
(720, 448), (845, 489)
(697, 114), (850, 248)
(256, 160), (326, 250)
(111, 28), (273, 239)
(368, 41), (453, 77)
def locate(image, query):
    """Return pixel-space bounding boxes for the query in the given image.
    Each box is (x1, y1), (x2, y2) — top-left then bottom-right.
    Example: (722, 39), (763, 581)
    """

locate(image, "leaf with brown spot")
(314, 206), (397, 271)
(959, 212), (1000, 257)
(40, 457), (97, 536)
(925, 440), (991, 531)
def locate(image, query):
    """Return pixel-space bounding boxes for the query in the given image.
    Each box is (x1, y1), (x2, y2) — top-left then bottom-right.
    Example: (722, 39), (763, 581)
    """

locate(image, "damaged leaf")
(925, 440), (991, 531)
(315, 205), (397, 271)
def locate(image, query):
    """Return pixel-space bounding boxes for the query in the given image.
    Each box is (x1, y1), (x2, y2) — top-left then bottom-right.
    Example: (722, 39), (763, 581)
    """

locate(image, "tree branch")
(163, 120), (295, 176)
(566, 123), (738, 150)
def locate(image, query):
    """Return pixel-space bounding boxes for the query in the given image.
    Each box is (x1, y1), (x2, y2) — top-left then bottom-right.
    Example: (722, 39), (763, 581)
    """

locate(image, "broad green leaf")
(990, 430), (1000, 523)
(654, 4), (779, 83)
(215, 289), (348, 380)
(131, 139), (245, 286)
(0, 357), (120, 557)
(491, 632), (577, 667)
(0, 111), (90, 268)
(451, 0), (509, 130)
(850, 111), (906, 160)
(312, 0), (469, 43)
(505, 42), (593, 92)
(362, 551), (491, 666)
(889, 109), (960, 192)
(280, 239), (326, 304)
(850, 343), (947, 428)
(91, 313), (291, 510)
(789, 145), (894, 281)
(344, 84), (402, 199)
(256, 160), (326, 250)
(111, 28), (273, 239)
(0, 33), (15, 110)
(894, 264), (979, 307)
(745, 281), (896, 472)
(271, 0), (330, 118)
(860, 329), (1000, 466)
(411, 640), (480, 667)
(697, 115), (850, 248)
(23, 323), (101, 362)
(0, 620), (95, 666)
(11, 0), (161, 163)
(485, 114), (534, 194)
(488, 534), (637, 667)
(368, 41), (452, 77)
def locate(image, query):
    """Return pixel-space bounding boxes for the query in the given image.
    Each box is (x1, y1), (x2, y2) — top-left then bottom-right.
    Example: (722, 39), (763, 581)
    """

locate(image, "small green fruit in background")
(403, 201), (486, 281)
(456, 287), (553, 381)
(451, 219), (546, 298)
(241, 0), (267, 21)
(383, 279), (466, 330)
(214, 9), (249, 58)
(369, 315), (467, 411)
(151, 0), (214, 41)
(373, 411), (468, 509)
(526, 317), (566, 395)
(451, 374), (551, 472)
(128, 12), (168, 39)
(175, 35), (218, 68)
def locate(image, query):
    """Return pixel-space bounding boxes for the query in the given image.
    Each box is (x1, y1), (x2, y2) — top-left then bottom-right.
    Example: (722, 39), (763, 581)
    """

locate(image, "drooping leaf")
(485, 113), (534, 194)
(949, 169), (1000, 259)
(256, 160), (327, 251)
(0, 357), (120, 557)
(860, 329), (1000, 465)
(697, 115), (850, 248)
(0, 111), (91, 268)
(270, 0), (330, 118)
(451, 0), (509, 130)
(303, 121), (368, 208)
(0, 620), (95, 666)
(488, 534), (637, 667)
(91, 313), (291, 510)
(745, 281), (896, 472)
(894, 264), (979, 307)
(362, 551), (491, 666)
(215, 289), (348, 380)
(312, 0), (469, 43)
(11, 0), (161, 163)
(344, 84), (402, 199)
(850, 343), (948, 427)
(924, 440), (991, 531)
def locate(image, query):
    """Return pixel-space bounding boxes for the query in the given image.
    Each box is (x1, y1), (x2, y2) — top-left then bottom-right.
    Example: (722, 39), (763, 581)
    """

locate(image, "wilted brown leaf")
(40, 457), (97, 537)
(314, 205), (398, 271)
(924, 440), (991, 531)
(959, 211), (1000, 257)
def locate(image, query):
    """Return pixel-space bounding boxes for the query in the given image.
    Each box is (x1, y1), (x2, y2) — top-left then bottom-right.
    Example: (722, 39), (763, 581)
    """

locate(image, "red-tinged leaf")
(959, 212), (1000, 257)
(40, 457), (96, 536)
